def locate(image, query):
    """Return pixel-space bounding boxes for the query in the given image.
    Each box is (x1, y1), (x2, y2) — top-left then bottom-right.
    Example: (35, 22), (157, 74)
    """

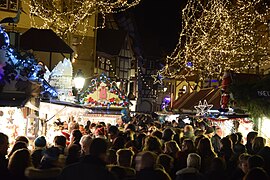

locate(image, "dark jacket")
(136, 167), (171, 180)
(59, 155), (116, 180)
(175, 167), (205, 180)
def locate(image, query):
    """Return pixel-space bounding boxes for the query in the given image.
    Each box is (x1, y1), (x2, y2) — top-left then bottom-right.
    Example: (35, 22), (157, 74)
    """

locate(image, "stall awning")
(173, 87), (221, 111)
(20, 28), (74, 54)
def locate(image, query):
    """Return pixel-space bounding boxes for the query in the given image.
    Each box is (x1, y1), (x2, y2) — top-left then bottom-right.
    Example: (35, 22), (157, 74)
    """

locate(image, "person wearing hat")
(31, 136), (47, 168)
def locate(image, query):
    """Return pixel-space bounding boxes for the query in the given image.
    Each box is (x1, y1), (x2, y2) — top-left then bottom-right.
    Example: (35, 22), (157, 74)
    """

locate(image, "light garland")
(27, 0), (142, 39)
(164, 0), (270, 80)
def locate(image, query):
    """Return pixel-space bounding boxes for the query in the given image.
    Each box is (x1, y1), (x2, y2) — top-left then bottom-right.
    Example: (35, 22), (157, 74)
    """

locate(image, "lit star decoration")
(27, 0), (142, 39)
(194, 100), (213, 116)
(152, 71), (164, 84)
(166, 0), (270, 80)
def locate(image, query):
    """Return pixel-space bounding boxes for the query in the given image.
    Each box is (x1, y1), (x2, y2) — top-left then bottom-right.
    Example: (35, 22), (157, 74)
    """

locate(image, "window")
(0, 0), (19, 11)
(99, 57), (110, 71)
(118, 57), (130, 79)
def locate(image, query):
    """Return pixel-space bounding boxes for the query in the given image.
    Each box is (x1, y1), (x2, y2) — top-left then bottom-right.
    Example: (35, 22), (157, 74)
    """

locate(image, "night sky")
(131, 0), (185, 59)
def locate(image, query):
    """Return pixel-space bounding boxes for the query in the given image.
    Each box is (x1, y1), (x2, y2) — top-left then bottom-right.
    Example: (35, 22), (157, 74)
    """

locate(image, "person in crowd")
(79, 134), (92, 157)
(211, 126), (222, 153)
(8, 140), (28, 158)
(69, 129), (82, 147)
(162, 128), (175, 144)
(197, 137), (217, 173)
(229, 153), (251, 180)
(243, 167), (269, 180)
(252, 136), (266, 154)
(163, 140), (181, 159)
(108, 125), (120, 144)
(257, 146), (270, 176)
(229, 133), (238, 149)
(157, 153), (175, 179)
(142, 135), (163, 155)
(108, 148), (136, 179)
(84, 120), (91, 134)
(176, 138), (197, 170)
(205, 157), (227, 180)
(78, 124), (86, 135)
(0, 132), (10, 179)
(15, 135), (29, 147)
(111, 136), (126, 151)
(8, 149), (31, 180)
(247, 154), (265, 170)
(53, 135), (67, 168)
(25, 146), (62, 180)
(31, 136), (47, 168)
(219, 136), (234, 167)
(60, 138), (116, 180)
(175, 153), (205, 180)
(205, 126), (215, 139)
(65, 144), (81, 165)
(183, 125), (195, 141)
(135, 151), (171, 180)
(245, 131), (258, 154)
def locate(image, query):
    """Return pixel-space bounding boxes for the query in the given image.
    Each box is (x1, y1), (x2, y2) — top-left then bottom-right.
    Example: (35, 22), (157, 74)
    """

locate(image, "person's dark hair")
(8, 141), (28, 158)
(108, 125), (119, 136)
(72, 129), (83, 142)
(66, 144), (81, 165)
(54, 135), (67, 147)
(89, 138), (108, 156)
(162, 128), (175, 142)
(151, 130), (162, 139)
(248, 155), (264, 169)
(15, 136), (29, 146)
(220, 136), (233, 150)
(244, 167), (269, 180)
(235, 132), (243, 144)
(0, 132), (8, 144)
(229, 133), (238, 145)
(246, 131), (258, 144)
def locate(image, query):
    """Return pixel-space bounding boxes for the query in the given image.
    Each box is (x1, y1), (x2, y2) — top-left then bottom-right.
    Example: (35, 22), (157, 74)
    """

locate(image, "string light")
(27, 0), (141, 39)
(164, 0), (270, 80)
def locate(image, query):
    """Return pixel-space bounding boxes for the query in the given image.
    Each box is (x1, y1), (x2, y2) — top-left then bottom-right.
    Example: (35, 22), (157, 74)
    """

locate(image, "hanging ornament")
(152, 71), (164, 85)
(194, 100), (213, 116)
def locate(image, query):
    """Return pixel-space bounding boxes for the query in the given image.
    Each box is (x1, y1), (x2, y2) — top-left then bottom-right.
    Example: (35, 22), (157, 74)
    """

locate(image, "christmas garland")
(229, 74), (270, 119)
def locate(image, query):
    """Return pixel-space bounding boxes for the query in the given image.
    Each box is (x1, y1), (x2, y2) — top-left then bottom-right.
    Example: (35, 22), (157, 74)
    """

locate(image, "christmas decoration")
(164, 0), (270, 80)
(0, 27), (58, 98)
(152, 71), (164, 85)
(27, 0), (142, 38)
(194, 100), (213, 116)
(49, 58), (73, 101)
(80, 73), (129, 107)
(0, 26), (9, 49)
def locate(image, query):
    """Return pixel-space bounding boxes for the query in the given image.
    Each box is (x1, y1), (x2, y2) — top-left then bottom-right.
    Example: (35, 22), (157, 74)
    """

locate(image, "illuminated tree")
(165, 0), (270, 80)
(27, 0), (141, 38)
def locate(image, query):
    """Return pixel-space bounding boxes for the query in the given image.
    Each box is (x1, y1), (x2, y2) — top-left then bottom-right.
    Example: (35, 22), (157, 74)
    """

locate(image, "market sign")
(257, 91), (270, 97)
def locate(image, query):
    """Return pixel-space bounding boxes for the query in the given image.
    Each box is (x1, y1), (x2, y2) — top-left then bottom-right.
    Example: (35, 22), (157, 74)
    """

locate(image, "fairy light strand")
(164, 0), (270, 80)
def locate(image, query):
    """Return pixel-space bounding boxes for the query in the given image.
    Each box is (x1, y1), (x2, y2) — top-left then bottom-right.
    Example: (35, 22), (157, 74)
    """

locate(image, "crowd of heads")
(0, 114), (269, 180)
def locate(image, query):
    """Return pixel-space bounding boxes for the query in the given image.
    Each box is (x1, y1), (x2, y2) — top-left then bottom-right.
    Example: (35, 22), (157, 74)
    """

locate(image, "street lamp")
(74, 69), (85, 103)
(74, 69), (85, 90)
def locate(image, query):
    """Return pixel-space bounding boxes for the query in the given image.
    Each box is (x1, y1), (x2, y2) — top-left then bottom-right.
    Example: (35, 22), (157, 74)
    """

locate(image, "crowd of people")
(0, 114), (269, 180)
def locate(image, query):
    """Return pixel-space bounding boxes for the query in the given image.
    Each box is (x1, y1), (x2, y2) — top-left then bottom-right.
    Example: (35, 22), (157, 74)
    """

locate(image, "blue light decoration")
(0, 26), (10, 49)
(161, 96), (171, 111)
(186, 61), (193, 68)
(0, 27), (58, 98)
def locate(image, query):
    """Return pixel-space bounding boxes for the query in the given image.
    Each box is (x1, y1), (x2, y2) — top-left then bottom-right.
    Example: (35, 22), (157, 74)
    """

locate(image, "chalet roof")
(20, 28), (74, 54)
(173, 87), (221, 111)
(97, 29), (127, 55)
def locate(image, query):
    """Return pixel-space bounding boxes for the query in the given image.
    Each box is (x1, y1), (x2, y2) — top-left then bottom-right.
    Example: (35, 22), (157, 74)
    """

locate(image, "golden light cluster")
(164, 0), (270, 80)
(28, 0), (141, 39)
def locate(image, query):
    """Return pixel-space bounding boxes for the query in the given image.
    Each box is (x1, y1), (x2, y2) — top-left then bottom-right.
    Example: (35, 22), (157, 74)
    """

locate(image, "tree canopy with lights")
(28, 0), (141, 38)
(164, 0), (270, 80)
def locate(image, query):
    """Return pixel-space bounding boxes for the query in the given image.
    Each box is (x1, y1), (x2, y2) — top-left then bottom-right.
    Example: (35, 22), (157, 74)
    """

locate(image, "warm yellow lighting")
(163, 0), (270, 80)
